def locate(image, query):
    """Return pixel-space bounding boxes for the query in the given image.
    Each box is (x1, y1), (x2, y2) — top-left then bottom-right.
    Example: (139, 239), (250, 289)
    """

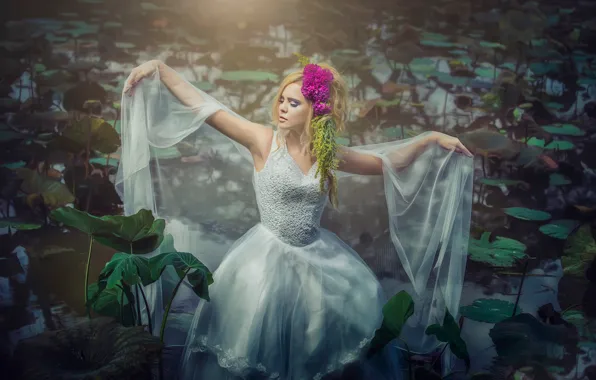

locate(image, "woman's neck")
(283, 129), (308, 154)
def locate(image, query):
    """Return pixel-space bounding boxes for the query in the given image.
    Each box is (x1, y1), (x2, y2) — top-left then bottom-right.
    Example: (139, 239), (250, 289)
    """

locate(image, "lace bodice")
(253, 133), (328, 247)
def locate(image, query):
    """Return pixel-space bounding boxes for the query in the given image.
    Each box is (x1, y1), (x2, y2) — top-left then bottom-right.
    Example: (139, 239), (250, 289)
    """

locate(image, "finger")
(124, 71), (139, 92)
(457, 142), (473, 157)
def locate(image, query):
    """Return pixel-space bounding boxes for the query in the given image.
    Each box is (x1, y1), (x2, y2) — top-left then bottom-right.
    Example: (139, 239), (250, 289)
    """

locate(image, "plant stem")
(84, 235), (94, 318)
(431, 343), (448, 369)
(397, 338), (413, 380)
(160, 267), (191, 342)
(138, 285), (153, 333)
(512, 261), (529, 316)
(135, 285), (142, 326)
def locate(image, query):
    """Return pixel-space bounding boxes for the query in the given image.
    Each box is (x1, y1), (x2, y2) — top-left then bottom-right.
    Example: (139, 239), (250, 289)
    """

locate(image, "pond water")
(1, 0), (596, 379)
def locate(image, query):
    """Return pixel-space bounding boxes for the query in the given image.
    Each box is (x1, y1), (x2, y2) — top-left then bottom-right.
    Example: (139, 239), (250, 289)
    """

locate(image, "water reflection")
(1, 0), (596, 379)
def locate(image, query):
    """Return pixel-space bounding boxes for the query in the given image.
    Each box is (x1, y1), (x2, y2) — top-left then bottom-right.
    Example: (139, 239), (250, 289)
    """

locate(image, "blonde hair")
(270, 62), (349, 207)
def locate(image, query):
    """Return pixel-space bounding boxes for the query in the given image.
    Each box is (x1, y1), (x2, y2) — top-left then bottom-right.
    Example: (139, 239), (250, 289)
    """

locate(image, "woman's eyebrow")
(287, 97), (302, 103)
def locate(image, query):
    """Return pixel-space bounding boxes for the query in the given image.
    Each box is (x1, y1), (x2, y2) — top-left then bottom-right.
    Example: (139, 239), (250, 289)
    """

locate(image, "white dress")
(178, 132), (387, 380)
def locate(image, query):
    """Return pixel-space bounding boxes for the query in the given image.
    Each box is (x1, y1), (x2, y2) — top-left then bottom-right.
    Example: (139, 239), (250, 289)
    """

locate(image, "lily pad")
(526, 137), (575, 151)
(420, 40), (460, 48)
(541, 124), (585, 136)
(503, 207), (551, 221)
(51, 117), (120, 154)
(408, 58), (435, 74)
(479, 41), (506, 49)
(539, 220), (579, 240)
(460, 298), (522, 323)
(14, 168), (75, 209)
(478, 178), (527, 187)
(469, 232), (527, 267)
(0, 219), (42, 230)
(549, 173), (571, 186)
(219, 71), (278, 82)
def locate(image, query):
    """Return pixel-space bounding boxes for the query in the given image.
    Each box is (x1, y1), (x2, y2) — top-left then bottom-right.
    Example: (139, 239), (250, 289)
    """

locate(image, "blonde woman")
(120, 59), (474, 379)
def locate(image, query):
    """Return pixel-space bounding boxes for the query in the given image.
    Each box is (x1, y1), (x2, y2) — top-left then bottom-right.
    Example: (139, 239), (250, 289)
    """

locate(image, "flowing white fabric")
(114, 63), (474, 378)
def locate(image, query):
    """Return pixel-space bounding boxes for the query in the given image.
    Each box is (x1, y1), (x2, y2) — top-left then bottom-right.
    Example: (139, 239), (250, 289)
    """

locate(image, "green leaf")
(93, 209), (166, 254)
(50, 206), (116, 235)
(544, 102), (564, 110)
(469, 232), (527, 267)
(1, 161), (26, 169)
(549, 173), (571, 186)
(562, 224), (596, 277)
(478, 178), (527, 187)
(479, 41), (506, 49)
(420, 40), (460, 48)
(526, 137), (575, 151)
(541, 124), (585, 136)
(539, 219), (579, 240)
(425, 309), (470, 369)
(101, 252), (153, 289)
(382, 290), (415, 336)
(149, 251), (213, 300)
(50, 117), (120, 154)
(87, 281), (133, 324)
(460, 298), (522, 323)
(503, 207), (551, 221)
(367, 291), (414, 358)
(219, 71), (279, 82)
(15, 168), (75, 208)
(0, 219), (42, 231)
(409, 58), (435, 74)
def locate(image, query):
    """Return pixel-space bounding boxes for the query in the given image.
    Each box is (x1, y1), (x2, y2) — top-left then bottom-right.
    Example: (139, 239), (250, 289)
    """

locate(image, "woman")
(120, 59), (474, 379)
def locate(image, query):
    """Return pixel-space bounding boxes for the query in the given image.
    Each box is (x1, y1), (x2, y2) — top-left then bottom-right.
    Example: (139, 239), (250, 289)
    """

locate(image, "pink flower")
(301, 64), (334, 116)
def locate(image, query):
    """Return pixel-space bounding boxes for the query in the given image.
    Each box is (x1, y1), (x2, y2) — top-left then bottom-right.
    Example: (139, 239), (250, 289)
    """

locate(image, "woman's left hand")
(430, 132), (473, 157)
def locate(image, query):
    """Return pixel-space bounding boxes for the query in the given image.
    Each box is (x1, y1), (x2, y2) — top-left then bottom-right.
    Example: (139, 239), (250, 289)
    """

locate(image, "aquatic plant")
(50, 207), (213, 343)
(12, 316), (162, 380)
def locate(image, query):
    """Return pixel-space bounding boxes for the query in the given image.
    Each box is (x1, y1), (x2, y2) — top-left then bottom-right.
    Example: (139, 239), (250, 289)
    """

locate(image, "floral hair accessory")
(301, 64), (334, 117)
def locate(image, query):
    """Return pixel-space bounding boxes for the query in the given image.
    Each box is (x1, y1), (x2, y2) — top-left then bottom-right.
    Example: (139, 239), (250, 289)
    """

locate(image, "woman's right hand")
(123, 60), (161, 96)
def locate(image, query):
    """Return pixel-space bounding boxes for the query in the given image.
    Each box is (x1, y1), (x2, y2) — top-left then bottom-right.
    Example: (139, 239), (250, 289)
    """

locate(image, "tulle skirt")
(178, 222), (389, 380)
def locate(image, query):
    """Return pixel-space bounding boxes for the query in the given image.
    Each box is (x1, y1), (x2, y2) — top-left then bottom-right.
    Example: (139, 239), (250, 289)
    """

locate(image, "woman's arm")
(125, 60), (269, 154)
(156, 61), (270, 153)
(337, 133), (438, 175)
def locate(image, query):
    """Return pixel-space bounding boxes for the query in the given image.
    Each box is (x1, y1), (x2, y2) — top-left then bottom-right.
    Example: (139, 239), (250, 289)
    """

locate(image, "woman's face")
(277, 83), (310, 132)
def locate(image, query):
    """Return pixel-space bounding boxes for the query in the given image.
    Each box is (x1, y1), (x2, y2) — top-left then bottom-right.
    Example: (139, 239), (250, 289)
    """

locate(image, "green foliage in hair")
(311, 116), (339, 204)
(294, 52), (311, 67)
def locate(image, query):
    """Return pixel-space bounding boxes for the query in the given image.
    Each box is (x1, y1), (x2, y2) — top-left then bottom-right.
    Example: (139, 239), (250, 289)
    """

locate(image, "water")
(1, 0), (595, 379)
